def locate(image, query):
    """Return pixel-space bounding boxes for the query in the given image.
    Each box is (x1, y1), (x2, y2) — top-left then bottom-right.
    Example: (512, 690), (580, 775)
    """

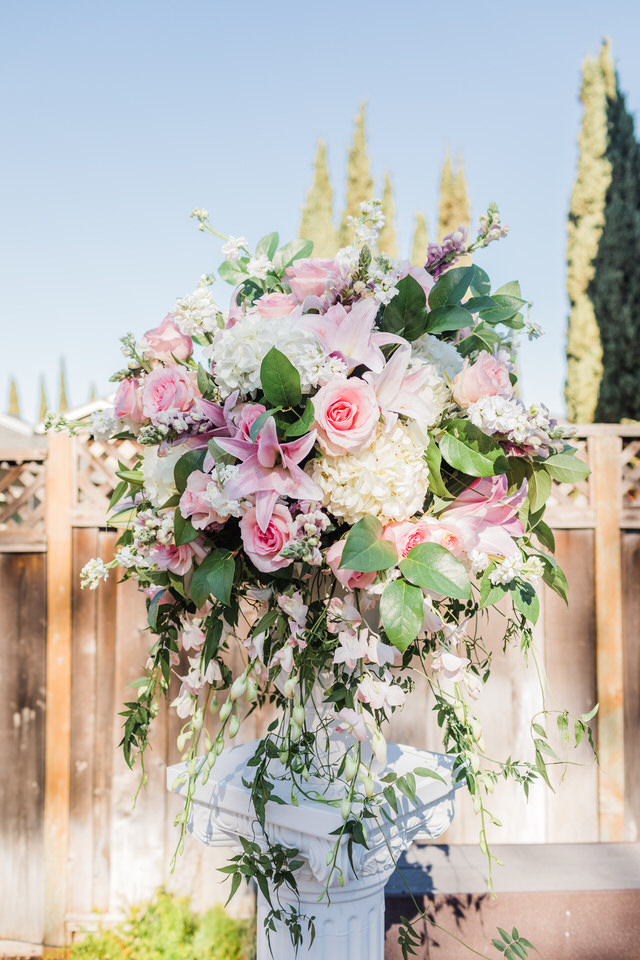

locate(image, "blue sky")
(2, 0), (640, 421)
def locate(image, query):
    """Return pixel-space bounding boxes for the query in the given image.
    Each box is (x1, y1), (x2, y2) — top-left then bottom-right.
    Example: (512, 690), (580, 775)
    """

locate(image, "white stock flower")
(221, 236), (248, 261)
(172, 286), (220, 336)
(90, 407), (118, 441)
(80, 557), (110, 589)
(310, 423), (430, 525)
(247, 255), (272, 279)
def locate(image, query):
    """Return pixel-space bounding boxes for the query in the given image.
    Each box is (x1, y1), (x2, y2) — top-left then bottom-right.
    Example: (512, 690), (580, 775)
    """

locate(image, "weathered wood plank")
(622, 531), (640, 841)
(43, 433), (74, 953)
(544, 529), (599, 842)
(591, 434), (625, 840)
(67, 528), (99, 919)
(0, 553), (47, 944)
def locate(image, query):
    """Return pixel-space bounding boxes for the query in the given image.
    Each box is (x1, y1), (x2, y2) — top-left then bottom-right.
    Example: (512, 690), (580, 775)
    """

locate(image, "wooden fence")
(1, 425), (640, 953)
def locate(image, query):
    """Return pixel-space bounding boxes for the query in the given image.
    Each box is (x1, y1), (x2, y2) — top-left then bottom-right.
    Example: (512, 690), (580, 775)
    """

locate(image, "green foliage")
(399, 542), (471, 600)
(491, 925), (534, 959)
(260, 347), (302, 409)
(380, 578), (424, 650)
(339, 516), (398, 572)
(68, 890), (256, 960)
(191, 549), (235, 607)
(380, 274), (428, 340)
(439, 420), (509, 477)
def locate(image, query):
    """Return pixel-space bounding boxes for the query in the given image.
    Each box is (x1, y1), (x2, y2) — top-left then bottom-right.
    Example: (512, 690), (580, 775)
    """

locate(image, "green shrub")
(69, 889), (256, 960)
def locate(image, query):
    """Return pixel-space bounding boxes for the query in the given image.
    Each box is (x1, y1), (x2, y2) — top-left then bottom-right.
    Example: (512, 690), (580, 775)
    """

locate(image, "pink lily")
(215, 416), (322, 531)
(363, 345), (435, 428)
(441, 475), (528, 558)
(302, 299), (405, 373)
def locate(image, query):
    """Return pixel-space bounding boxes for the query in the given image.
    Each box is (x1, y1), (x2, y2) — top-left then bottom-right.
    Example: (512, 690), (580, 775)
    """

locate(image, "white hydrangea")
(141, 445), (186, 507)
(172, 286), (220, 337)
(468, 396), (530, 442)
(411, 333), (464, 381)
(207, 312), (328, 398)
(310, 423), (430, 525)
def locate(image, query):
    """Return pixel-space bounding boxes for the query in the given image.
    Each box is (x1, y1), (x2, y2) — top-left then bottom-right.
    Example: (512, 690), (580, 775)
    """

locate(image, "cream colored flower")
(310, 423), (430, 525)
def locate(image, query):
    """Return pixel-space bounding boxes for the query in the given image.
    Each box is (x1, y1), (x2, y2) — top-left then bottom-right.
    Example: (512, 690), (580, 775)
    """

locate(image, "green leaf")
(479, 567), (508, 608)
(480, 294), (526, 326)
(400, 542), (471, 600)
(424, 438), (449, 498)
(532, 723), (546, 738)
(383, 785), (398, 813)
(260, 346), (302, 408)
(494, 281), (522, 299)
(380, 274), (428, 341)
(557, 713), (570, 744)
(535, 738), (558, 759)
(428, 266), (476, 308)
(339, 516), (398, 573)
(492, 940), (507, 953)
(534, 748), (553, 790)
(539, 554), (569, 604)
(225, 871), (242, 905)
(197, 362), (217, 399)
(457, 325), (502, 357)
(273, 238), (314, 272)
(544, 452), (590, 484)
(173, 510), (199, 546)
(256, 232), (279, 260)
(249, 408), (281, 442)
(498, 927), (512, 944)
(380, 579), (424, 651)
(219, 259), (248, 285)
(439, 420), (509, 477)
(465, 295), (498, 313)
(469, 265), (491, 296)
(533, 520), (555, 552)
(108, 479), (127, 511)
(284, 398), (315, 438)
(581, 702), (599, 723)
(191, 549), (235, 607)
(528, 467), (552, 513)
(174, 449), (206, 495)
(426, 304), (474, 335)
(574, 719), (586, 747)
(512, 581), (540, 625)
(414, 766), (446, 783)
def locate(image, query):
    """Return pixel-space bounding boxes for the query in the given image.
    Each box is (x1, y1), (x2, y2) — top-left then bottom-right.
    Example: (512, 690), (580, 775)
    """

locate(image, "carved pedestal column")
(168, 740), (459, 960)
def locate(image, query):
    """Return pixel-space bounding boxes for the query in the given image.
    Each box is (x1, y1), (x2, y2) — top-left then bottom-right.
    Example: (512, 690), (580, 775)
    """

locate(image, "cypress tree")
(38, 375), (49, 422)
(437, 149), (471, 240)
(339, 103), (374, 246)
(565, 42), (614, 421)
(299, 140), (339, 257)
(58, 359), (69, 413)
(378, 172), (398, 257)
(565, 40), (640, 422)
(411, 213), (429, 266)
(8, 377), (20, 418)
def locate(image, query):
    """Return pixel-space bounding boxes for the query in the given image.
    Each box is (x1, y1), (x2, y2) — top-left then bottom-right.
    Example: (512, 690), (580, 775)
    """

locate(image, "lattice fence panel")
(0, 456), (47, 547)
(621, 438), (640, 526)
(73, 435), (140, 526)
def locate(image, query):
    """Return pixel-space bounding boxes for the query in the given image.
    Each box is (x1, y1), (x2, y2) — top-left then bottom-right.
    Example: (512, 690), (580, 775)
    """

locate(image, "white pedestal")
(168, 740), (459, 960)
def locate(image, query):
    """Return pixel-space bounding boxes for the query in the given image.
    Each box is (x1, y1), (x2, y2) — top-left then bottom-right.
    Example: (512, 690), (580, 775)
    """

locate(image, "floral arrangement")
(53, 199), (593, 957)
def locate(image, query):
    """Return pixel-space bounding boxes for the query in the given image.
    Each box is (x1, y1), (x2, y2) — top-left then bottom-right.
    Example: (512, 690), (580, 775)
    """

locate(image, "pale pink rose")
(114, 377), (145, 423)
(451, 350), (513, 407)
(325, 540), (376, 590)
(254, 292), (299, 318)
(143, 315), (193, 362)
(231, 402), (267, 442)
(142, 366), (196, 421)
(382, 520), (432, 560)
(151, 540), (206, 575)
(240, 503), (293, 573)
(179, 471), (222, 529)
(313, 377), (379, 455)
(285, 257), (341, 301)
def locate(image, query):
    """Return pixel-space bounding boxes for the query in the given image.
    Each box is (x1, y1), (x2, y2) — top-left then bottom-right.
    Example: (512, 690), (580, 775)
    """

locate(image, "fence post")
(591, 433), (625, 841)
(43, 433), (75, 953)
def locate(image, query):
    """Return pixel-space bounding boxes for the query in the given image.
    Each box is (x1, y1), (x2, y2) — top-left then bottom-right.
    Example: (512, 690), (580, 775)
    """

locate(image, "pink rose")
(151, 540), (206, 575)
(451, 351), (514, 408)
(313, 378), (379, 456)
(179, 471), (221, 529)
(143, 315), (193, 362)
(285, 258), (341, 301)
(114, 377), (144, 423)
(142, 367), (196, 422)
(325, 540), (376, 590)
(254, 292), (299, 319)
(382, 520), (432, 560)
(240, 503), (293, 573)
(231, 402), (267, 442)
